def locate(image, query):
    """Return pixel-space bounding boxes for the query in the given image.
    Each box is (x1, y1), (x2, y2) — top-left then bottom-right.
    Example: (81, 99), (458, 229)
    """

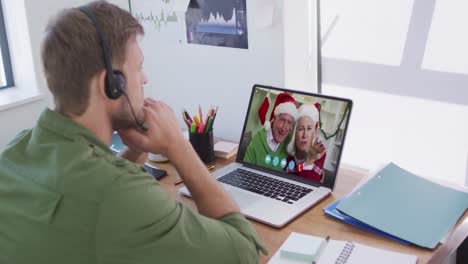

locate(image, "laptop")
(180, 84), (352, 227)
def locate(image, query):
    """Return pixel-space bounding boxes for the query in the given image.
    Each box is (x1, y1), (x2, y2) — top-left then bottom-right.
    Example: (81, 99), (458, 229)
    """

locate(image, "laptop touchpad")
(228, 189), (260, 209)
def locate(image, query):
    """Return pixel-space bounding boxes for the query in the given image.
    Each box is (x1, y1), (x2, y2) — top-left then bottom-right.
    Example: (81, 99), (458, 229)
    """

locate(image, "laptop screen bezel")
(236, 84), (353, 191)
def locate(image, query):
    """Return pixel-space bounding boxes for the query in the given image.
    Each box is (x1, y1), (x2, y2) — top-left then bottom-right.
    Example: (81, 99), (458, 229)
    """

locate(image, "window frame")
(0, 1), (14, 90)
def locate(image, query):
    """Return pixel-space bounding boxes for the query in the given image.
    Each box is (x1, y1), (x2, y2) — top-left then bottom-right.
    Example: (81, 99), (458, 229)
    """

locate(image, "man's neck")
(67, 109), (113, 145)
(265, 128), (281, 152)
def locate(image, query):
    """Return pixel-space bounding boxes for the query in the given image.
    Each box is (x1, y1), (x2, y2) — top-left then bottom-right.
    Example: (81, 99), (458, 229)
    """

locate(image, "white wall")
(135, 0), (318, 142)
(0, 0), (128, 148)
(0, 0), (319, 147)
(321, 0), (468, 186)
(283, 0), (318, 92)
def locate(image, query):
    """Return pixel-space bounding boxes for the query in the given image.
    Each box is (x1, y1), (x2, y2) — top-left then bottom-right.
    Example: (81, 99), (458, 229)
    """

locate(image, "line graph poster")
(129, 0), (186, 44)
(185, 0), (248, 49)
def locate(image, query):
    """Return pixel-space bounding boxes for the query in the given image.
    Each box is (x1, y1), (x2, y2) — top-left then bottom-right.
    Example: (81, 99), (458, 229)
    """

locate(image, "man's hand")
(118, 98), (185, 160)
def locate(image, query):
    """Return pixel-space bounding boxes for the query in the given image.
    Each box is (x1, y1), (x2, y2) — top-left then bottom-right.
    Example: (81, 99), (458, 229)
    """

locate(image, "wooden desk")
(150, 157), (468, 264)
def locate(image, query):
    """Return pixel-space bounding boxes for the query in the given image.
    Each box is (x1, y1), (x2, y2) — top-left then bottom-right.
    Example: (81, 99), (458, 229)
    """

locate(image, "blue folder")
(336, 162), (468, 249)
(323, 198), (411, 245)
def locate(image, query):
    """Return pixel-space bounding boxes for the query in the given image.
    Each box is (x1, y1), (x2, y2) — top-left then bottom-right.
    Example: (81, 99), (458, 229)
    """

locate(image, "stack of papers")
(325, 162), (468, 249)
(214, 141), (238, 159)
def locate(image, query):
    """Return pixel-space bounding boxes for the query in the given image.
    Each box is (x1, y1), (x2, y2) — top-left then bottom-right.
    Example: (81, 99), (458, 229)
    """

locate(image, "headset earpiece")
(113, 70), (126, 91)
(105, 70), (126, 99)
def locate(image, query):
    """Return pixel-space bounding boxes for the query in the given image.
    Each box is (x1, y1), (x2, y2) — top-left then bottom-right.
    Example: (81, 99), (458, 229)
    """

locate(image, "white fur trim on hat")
(273, 102), (298, 120)
(297, 104), (319, 122)
(287, 104), (320, 156)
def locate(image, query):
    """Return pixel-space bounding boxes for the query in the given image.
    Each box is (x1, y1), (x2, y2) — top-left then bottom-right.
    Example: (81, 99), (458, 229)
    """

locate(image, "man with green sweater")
(0, 2), (265, 263)
(243, 93), (298, 171)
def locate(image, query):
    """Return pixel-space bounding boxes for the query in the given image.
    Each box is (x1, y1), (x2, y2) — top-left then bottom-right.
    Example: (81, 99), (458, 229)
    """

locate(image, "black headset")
(79, 6), (125, 99)
(78, 6), (147, 131)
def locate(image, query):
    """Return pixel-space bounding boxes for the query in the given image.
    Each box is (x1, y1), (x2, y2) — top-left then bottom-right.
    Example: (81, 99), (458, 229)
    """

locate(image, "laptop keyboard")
(218, 168), (313, 204)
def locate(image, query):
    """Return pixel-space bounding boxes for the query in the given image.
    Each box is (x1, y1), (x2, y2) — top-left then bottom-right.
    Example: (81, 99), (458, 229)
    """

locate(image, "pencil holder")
(189, 129), (214, 165)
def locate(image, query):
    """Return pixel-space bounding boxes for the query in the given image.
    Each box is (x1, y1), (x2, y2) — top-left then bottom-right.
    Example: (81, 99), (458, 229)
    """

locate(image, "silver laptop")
(180, 84), (352, 227)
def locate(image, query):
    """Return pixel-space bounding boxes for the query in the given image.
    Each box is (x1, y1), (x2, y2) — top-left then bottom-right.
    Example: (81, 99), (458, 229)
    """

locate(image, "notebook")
(268, 233), (417, 264)
(180, 84), (353, 227)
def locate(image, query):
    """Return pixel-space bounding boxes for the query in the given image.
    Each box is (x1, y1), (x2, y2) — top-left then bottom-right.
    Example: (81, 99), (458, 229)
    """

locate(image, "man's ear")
(96, 69), (108, 99)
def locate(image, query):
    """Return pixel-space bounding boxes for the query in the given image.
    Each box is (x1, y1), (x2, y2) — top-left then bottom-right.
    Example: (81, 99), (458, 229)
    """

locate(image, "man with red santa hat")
(243, 93), (298, 171)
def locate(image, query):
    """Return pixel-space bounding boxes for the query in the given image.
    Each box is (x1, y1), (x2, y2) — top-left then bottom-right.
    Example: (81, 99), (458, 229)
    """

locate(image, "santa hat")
(287, 103), (321, 156)
(261, 92), (298, 130)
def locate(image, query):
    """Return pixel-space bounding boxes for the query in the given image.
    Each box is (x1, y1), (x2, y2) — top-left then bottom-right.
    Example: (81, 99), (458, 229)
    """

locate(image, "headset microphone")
(121, 91), (148, 132)
(78, 6), (147, 132)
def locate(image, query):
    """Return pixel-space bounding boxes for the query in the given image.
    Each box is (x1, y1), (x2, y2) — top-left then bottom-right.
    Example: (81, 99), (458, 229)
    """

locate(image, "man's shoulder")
(0, 127), (150, 201)
(250, 128), (267, 142)
(58, 142), (151, 194)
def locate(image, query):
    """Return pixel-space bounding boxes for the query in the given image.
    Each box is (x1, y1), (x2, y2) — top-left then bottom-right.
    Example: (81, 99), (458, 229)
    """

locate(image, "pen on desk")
(198, 105), (203, 124)
(182, 112), (191, 129)
(193, 115), (200, 128)
(183, 109), (193, 123)
(312, 236), (330, 264)
(205, 107), (213, 125)
(204, 116), (213, 133)
(211, 106), (219, 124)
(174, 177), (183, 185)
(197, 122), (206, 133)
(190, 122), (196, 133)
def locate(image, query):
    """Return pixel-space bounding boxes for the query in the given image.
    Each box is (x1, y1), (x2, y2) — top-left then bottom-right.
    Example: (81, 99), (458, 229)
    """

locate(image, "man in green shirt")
(243, 93), (297, 171)
(0, 1), (265, 263)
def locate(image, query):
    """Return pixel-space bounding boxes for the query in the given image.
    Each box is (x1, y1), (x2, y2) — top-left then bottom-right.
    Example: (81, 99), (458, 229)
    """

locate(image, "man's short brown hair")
(41, 1), (144, 116)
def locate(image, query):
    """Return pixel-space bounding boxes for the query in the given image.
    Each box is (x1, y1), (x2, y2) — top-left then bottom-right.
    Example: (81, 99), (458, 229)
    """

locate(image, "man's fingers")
(144, 98), (159, 109)
(119, 129), (150, 150)
(142, 106), (158, 127)
(145, 97), (158, 104)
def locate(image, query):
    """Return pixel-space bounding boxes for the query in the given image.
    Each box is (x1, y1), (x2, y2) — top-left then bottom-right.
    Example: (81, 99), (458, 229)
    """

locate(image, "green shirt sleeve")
(95, 172), (266, 264)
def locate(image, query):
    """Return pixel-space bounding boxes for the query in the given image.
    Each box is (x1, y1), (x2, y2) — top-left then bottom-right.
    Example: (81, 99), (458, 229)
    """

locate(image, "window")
(320, 0), (468, 186)
(0, 2), (14, 90)
(0, 0), (43, 111)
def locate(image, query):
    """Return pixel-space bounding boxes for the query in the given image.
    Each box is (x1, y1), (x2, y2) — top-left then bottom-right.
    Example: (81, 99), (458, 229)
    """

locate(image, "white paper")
(256, 0), (276, 28)
(171, 0), (190, 12)
(214, 141), (238, 153)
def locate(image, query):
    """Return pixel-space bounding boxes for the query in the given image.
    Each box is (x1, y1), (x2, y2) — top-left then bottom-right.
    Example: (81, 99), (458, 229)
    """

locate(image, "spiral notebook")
(315, 240), (417, 264)
(268, 233), (417, 264)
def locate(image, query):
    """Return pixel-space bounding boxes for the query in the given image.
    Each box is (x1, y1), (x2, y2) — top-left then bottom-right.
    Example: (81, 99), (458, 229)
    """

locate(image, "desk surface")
(151, 157), (467, 264)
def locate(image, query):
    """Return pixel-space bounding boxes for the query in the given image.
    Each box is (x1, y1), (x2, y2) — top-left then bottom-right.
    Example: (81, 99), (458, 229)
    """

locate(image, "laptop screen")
(237, 85), (352, 190)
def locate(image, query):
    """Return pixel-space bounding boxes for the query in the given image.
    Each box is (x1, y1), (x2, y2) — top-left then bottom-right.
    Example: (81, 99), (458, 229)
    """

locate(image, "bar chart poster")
(185, 0), (248, 49)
